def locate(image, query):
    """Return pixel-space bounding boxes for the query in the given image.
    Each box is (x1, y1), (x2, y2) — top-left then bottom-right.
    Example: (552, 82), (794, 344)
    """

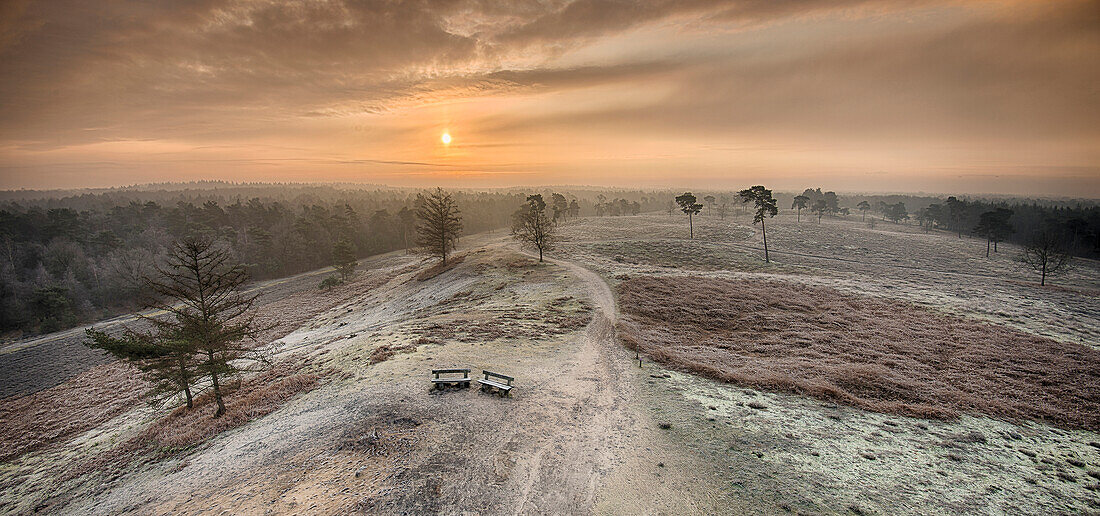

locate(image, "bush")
(319, 276), (343, 290)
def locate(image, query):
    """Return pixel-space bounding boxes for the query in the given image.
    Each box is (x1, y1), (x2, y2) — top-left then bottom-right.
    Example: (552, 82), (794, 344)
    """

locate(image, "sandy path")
(505, 248), (632, 514)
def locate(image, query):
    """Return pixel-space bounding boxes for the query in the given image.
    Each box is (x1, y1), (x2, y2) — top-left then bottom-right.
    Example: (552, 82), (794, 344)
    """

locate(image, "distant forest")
(782, 188), (1100, 259)
(0, 183), (667, 338)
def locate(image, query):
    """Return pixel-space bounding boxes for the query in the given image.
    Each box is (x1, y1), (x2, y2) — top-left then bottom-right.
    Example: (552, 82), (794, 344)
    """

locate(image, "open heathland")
(618, 275), (1100, 430)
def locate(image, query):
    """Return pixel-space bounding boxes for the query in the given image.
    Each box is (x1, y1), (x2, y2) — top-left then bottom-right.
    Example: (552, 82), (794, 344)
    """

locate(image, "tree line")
(0, 187), (524, 337)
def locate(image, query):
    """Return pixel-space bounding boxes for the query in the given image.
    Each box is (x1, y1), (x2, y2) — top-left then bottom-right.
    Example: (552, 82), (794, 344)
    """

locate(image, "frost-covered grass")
(556, 212), (1100, 345)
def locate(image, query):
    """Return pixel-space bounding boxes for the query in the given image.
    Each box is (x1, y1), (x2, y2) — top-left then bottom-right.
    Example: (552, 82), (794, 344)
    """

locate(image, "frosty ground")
(1, 210), (1098, 515)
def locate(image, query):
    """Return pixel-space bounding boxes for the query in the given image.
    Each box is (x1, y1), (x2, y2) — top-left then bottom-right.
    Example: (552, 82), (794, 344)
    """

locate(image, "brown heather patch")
(63, 358), (324, 481)
(618, 276), (1100, 430)
(0, 361), (147, 463)
(415, 254), (466, 281)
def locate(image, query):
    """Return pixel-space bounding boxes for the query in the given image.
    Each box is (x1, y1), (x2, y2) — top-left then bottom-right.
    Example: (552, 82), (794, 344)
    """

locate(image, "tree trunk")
(688, 213), (694, 239)
(179, 356), (193, 409)
(761, 218), (769, 263)
(796, 209), (801, 222)
(986, 236), (991, 258)
(1041, 259), (1047, 286)
(209, 350), (225, 417)
(538, 246), (543, 262)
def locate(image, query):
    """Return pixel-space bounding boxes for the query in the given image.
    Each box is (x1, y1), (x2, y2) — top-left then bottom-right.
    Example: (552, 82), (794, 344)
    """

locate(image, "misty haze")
(0, 1), (1098, 515)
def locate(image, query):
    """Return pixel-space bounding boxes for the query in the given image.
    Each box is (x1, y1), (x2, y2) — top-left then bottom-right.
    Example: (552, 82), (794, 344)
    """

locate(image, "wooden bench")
(478, 370), (514, 396)
(430, 368), (471, 390)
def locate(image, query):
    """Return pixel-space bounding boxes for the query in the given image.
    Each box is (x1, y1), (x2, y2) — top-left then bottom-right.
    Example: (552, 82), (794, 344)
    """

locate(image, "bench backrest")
(482, 370), (513, 385)
(432, 368), (470, 378)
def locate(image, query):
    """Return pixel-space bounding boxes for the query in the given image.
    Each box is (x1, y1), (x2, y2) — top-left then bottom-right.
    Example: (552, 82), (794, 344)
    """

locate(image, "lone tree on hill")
(1020, 231), (1072, 286)
(857, 200), (871, 221)
(811, 199), (828, 223)
(87, 237), (272, 417)
(739, 185), (779, 263)
(416, 187), (463, 265)
(512, 194), (556, 262)
(675, 192), (703, 238)
(332, 238), (357, 281)
(792, 195), (809, 222)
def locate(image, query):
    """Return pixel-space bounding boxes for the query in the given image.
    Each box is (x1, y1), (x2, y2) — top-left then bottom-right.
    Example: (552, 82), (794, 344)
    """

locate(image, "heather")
(618, 275), (1100, 430)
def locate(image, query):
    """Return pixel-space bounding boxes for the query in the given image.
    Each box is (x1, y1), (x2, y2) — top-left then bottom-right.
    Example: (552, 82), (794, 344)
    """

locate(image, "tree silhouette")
(512, 194), (556, 262)
(739, 186), (779, 263)
(1020, 231), (1072, 286)
(332, 238), (357, 280)
(675, 192), (703, 239)
(974, 208), (1014, 257)
(792, 195), (809, 222)
(811, 199), (828, 223)
(88, 237), (272, 417)
(885, 202), (909, 224)
(857, 201), (871, 221)
(415, 187), (463, 265)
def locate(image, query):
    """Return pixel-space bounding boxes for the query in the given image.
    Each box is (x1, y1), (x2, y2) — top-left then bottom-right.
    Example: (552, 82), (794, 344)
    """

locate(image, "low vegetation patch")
(64, 358), (323, 481)
(415, 254), (466, 281)
(0, 361), (146, 463)
(618, 276), (1100, 430)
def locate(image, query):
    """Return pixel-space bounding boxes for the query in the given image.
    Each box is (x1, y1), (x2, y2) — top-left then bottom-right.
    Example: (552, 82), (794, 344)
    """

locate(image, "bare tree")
(675, 192), (703, 239)
(416, 187), (463, 265)
(1020, 231), (1072, 286)
(512, 194), (556, 262)
(739, 186), (779, 263)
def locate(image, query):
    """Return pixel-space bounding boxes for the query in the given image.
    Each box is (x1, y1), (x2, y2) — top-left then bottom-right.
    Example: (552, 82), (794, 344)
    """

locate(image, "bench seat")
(431, 368), (471, 390)
(477, 378), (512, 391)
(478, 370), (514, 396)
(432, 378), (470, 385)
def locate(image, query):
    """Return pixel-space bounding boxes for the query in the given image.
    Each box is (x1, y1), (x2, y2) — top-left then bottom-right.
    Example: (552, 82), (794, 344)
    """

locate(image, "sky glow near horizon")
(0, 0), (1097, 196)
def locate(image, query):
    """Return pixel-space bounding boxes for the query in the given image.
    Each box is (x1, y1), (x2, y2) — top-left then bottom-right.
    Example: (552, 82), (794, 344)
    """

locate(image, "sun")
(441, 132), (451, 145)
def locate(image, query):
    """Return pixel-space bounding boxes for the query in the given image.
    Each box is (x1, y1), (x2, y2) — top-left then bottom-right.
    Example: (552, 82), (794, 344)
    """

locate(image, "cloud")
(0, 0), (1096, 195)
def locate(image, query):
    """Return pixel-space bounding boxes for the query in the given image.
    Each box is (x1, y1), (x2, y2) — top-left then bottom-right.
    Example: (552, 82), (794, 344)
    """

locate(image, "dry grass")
(64, 358), (323, 480)
(0, 361), (147, 463)
(415, 254), (466, 281)
(618, 276), (1100, 430)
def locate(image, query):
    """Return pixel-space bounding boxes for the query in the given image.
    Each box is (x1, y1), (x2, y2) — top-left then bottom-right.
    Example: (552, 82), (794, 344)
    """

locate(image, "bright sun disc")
(441, 132), (451, 144)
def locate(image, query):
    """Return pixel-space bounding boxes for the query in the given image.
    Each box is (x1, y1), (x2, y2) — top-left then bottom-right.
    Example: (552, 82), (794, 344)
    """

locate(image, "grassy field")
(1, 212), (1097, 514)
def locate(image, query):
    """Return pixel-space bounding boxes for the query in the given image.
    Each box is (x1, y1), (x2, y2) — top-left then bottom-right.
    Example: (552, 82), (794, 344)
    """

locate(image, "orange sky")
(0, 0), (1098, 196)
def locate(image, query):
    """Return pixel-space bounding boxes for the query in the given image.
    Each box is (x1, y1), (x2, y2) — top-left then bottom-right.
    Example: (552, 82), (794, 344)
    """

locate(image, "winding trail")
(507, 249), (631, 514)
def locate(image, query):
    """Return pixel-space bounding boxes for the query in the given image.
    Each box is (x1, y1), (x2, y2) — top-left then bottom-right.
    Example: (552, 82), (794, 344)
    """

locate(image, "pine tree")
(148, 237), (271, 417)
(739, 186), (779, 263)
(332, 238), (357, 281)
(675, 192), (703, 238)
